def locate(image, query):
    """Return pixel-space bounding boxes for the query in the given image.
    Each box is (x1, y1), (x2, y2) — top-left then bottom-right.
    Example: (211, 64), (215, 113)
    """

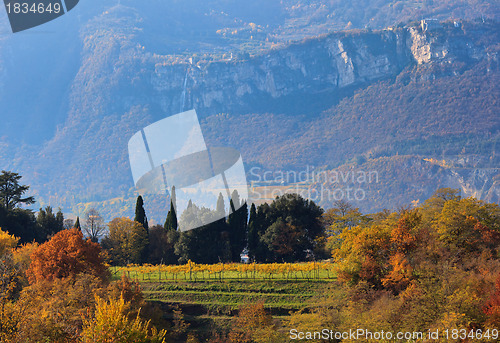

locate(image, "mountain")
(0, 1), (498, 222)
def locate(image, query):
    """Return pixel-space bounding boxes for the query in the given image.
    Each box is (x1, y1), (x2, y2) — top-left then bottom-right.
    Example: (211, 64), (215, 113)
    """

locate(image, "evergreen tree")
(36, 206), (65, 241)
(175, 195), (231, 264)
(75, 217), (81, 230)
(247, 203), (258, 262)
(134, 195), (148, 229)
(133, 196), (150, 263)
(254, 203), (271, 262)
(227, 190), (247, 262)
(164, 200), (178, 231)
(0, 170), (35, 210)
(56, 209), (64, 231)
(215, 193), (231, 262)
(0, 171), (39, 243)
(216, 193), (226, 217)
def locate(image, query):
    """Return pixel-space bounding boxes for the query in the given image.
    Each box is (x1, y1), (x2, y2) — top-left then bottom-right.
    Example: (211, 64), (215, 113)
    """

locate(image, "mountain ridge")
(0, 1), (498, 221)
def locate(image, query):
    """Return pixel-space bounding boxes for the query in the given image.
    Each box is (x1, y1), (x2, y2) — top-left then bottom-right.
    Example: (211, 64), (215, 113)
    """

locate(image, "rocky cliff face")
(150, 21), (496, 117)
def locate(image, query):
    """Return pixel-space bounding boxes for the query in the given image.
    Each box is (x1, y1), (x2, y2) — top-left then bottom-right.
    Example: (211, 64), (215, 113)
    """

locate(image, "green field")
(111, 267), (335, 334)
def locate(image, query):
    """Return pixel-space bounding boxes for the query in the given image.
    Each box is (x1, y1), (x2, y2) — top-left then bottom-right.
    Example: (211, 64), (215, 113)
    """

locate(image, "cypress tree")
(216, 193), (226, 217)
(134, 195), (150, 263)
(74, 217), (81, 230)
(247, 203), (258, 262)
(164, 200), (178, 231)
(134, 195), (148, 229)
(227, 190), (247, 262)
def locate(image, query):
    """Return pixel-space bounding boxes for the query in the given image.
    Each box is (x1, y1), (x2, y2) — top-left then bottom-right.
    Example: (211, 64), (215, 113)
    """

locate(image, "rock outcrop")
(150, 21), (497, 116)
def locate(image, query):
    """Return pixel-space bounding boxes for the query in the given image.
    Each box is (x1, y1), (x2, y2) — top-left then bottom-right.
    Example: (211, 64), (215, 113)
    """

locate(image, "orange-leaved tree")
(483, 273), (500, 327)
(27, 228), (108, 283)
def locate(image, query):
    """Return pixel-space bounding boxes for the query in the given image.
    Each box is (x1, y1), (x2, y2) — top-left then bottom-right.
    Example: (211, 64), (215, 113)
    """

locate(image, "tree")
(175, 201), (230, 264)
(0, 171), (38, 243)
(81, 295), (166, 343)
(134, 196), (148, 230)
(36, 206), (64, 241)
(247, 203), (258, 262)
(227, 191), (247, 262)
(102, 218), (149, 265)
(0, 228), (19, 256)
(134, 196), (150, 262)
(421, 188), (462, 223)
(257, 194), (324, 262)
(252, 203), (271, 262)
(147, 225), (179, 265)
(323, 200), (369, 236)
(63, 218), (75, 230)
(228, 302), (279, 343)
(0, 171), (35, 211)
(483, 274), (500, 327)
(27, 228), (109, 283)
(435, 197), (500, 256)
(216, 192), (226, 218)
(0, 206), (38, 243)
(262, 218), (303, 262)
(164, 200), (178, 231)
(75, 216), (81, 230)
(83, 208), (106, 243)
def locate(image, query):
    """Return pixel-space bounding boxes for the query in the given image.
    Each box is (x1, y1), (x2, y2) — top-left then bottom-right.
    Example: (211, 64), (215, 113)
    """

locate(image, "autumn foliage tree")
(27, 228), (108, 283)
(483, 273), (500, 327)
(101, 217), (149, 265)
(227, 302), (279, 343)
(81, 295), (166, 343)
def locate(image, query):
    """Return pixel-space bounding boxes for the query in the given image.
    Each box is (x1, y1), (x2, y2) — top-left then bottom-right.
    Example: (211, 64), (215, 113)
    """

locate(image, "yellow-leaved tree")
(0, 228), (19, 256)
(81, 295), (166, 343)
(228, 302), (280, 343)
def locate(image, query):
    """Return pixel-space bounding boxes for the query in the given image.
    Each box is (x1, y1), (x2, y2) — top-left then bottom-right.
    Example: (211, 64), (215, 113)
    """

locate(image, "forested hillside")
(0, 1), (497, 221)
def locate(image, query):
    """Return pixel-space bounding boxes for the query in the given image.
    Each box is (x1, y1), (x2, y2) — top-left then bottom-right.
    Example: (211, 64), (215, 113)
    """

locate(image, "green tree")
(36, 206), (64, 241)
(134, 196), (148, 230)
(134, 196), (150, 263)
(175, 201), (230, 264)
(0, 171), (34, 211)
(257, 194), (324, 262)
(227, 192), (247, 262)
(164, 200), (178, 231)
(247, 203), (258, 262)
(262, 218), (303, 262)
(0, 171), (38, 243)
(75, 216), (81, 230)
(147, 225), (179, 265)
(0, 206), (38, 243)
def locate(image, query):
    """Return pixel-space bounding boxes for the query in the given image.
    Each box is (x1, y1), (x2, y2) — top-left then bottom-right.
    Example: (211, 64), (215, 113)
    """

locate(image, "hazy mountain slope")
(0, 0), (497, 146)
(0, 1), (498, 221)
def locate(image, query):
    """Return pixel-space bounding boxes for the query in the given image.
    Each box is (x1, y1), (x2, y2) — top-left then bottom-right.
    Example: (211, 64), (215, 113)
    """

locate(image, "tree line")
(102, 191), (327, 266)
(1, 170), (500, 341)
(0, 170), (329, 266)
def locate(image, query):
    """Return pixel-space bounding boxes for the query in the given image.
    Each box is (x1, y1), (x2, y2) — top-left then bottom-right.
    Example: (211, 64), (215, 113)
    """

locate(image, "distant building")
(421, 19), (441, 32)
(240, 248), (250, 263)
